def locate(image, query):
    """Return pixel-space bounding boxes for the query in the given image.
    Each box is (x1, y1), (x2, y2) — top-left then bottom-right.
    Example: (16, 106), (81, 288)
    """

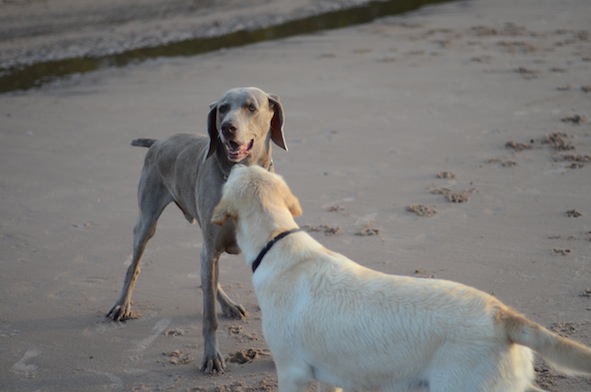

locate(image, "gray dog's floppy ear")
(268, 94), (288, 151)
(206, 102), (219, 159)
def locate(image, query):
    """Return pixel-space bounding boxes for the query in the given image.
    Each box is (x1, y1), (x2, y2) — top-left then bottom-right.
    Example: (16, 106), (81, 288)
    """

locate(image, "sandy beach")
(1, 0), (591, 390)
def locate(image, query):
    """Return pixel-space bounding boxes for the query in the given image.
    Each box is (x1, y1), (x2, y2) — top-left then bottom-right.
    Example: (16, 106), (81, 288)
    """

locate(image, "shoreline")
(0, 0), (418, 69)
(0, 0), (449, 93)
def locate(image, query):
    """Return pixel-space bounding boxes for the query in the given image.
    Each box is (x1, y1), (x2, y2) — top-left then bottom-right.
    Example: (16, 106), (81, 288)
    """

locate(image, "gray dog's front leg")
(200, 247), (225, 373)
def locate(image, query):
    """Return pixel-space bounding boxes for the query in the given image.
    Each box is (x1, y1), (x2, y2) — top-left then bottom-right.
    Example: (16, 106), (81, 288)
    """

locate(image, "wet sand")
(0, 0), (374, 69)
(1, 0), (591, 390)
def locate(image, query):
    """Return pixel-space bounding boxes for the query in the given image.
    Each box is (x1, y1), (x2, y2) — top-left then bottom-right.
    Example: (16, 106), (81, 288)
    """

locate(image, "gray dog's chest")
(151, 134), (242, 254)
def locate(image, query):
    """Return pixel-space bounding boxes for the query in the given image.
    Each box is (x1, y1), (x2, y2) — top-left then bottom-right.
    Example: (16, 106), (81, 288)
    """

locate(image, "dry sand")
(1, 0), (591, 390)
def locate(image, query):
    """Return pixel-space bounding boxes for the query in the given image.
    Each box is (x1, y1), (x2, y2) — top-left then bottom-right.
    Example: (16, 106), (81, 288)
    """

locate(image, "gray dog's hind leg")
(107, 179), (172, 321)
(217, 283), (247, 319)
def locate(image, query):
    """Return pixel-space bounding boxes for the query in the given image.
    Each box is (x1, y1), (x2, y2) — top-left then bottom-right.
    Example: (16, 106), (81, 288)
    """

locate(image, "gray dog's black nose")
(221, 122), (237, 135)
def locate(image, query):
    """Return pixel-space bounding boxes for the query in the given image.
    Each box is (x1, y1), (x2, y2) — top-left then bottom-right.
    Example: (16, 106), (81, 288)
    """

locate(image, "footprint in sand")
(11, 348), (40, 378)
(129, 318), (171, 361)
(86, 369), (123, 389)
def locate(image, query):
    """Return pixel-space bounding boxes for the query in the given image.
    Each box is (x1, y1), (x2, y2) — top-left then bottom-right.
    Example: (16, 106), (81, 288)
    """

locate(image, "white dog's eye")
(248, 104), (257, 112)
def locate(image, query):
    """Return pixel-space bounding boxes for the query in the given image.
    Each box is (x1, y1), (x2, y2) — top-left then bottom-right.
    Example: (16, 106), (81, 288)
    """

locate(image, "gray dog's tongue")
(228, 140), (254, 161)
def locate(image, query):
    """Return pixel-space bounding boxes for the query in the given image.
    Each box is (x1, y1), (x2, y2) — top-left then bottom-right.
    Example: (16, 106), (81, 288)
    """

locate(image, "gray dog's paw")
(200, 351), (226, 374)
(106, 302), (140, 321)
(222, 303), (247, 320)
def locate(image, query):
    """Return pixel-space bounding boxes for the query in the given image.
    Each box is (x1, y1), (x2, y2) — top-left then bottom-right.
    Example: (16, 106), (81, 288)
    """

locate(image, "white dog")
(212, 165), (591, 392)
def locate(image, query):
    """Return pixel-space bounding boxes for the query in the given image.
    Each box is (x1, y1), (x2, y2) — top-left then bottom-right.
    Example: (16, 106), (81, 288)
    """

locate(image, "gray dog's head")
(207, 87), (287, 162)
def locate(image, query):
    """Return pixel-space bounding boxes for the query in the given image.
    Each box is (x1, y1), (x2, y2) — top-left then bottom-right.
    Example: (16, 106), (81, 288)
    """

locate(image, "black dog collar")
(251, 228), (302, 273)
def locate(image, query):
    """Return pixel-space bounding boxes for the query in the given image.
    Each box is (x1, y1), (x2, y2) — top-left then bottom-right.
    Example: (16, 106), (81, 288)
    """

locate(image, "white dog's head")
(211, 165), (302, 226)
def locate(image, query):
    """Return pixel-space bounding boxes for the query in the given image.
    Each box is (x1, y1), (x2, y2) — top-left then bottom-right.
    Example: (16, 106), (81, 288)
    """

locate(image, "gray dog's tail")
(131, 138), (157, 148)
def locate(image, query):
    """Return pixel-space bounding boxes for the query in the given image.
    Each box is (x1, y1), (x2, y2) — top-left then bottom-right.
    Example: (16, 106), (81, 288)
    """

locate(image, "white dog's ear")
(285, 192), (303, 217)
(211, 198), (235, 225)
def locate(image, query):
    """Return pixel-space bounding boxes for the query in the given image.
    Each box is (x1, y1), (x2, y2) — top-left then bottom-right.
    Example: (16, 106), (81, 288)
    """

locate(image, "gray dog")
(106, 87), (287, 373)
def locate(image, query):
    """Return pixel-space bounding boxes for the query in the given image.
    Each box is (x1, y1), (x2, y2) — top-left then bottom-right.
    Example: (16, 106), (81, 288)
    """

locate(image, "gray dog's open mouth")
(227, 139), (254, 161)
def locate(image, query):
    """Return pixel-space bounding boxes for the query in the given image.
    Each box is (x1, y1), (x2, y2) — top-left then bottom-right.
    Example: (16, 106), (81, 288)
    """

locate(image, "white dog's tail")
(502, 308), (591, 375)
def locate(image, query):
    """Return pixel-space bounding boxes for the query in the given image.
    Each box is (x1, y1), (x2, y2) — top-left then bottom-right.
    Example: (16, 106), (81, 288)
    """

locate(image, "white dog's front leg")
(317, 383), (342, 392)
(276, 370), (312, 392)
(276, 372), (342, 392)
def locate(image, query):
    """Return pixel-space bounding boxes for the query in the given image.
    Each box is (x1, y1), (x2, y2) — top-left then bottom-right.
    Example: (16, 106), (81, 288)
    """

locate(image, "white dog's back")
(256, 243), (538, 391)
